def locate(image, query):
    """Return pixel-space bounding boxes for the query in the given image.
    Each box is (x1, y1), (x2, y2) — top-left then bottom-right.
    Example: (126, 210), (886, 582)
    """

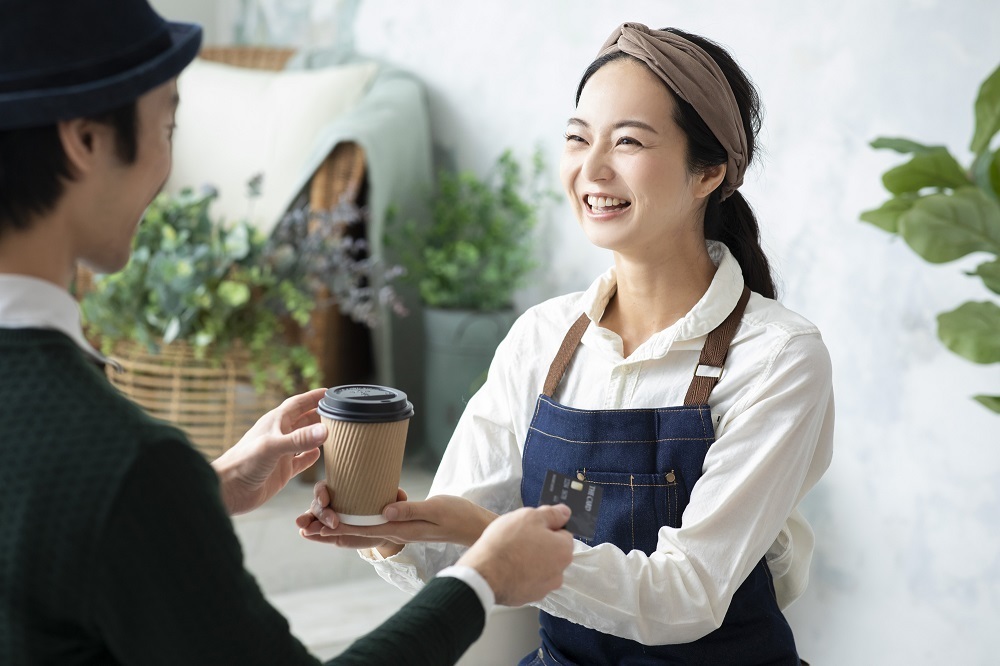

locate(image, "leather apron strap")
(683, 285), (751, 406)
(541, 285), (752, 405)
(542, 313), (591, 398)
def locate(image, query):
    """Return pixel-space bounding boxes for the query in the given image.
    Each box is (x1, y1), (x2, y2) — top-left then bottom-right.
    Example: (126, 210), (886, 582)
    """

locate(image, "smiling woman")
(303, 21), (832, 666)
(561, 57), (719, 314)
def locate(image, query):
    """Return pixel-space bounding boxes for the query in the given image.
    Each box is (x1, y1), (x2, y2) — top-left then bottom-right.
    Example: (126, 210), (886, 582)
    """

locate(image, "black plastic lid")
(317, 385), (414, 423)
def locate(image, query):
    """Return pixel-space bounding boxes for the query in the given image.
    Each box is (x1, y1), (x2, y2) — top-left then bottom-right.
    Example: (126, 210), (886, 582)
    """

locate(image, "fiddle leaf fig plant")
(861, 63), (1000, 413)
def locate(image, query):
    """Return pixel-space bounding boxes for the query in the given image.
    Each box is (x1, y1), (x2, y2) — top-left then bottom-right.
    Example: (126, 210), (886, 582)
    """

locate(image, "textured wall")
(155, 0), (1000, 662)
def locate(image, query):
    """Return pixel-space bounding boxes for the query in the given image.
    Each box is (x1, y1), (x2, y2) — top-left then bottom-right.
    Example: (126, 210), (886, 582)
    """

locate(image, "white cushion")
(167, 58), (377, 234)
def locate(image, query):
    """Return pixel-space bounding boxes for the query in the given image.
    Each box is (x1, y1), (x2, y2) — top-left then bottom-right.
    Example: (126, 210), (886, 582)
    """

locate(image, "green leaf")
(217, 280), (251, 307)
(860, 196), (919, 233)
(224, 223), (251, 261)
(937, 300), (1000, 364)
(882, 148), (970, 195)
(974, 395), (1000, 414)
(870, 137), (939, 154)
(970, 64), (1000, 155)
(970, 259), (1000, 295)
(992, 150), (1000, 198)
(970, 149), (1000, 200)
(898, 188), (1000, 263)
(163, 317), (181, 345)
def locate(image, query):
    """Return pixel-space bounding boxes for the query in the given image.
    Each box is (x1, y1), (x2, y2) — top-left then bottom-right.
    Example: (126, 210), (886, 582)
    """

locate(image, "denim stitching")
(667, 472), (676, 526)
(531, 398), (543, 421)
(630, 473), (635, 552)
(541, 396), (706, 417)
(528, 426), (708, 444)
(520, 426), (539, 507)
(585, 481), (672, 487)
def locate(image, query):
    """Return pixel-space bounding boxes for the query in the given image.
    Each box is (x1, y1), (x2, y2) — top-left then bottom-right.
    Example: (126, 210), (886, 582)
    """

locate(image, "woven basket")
(199, 46), (296, 71)
(108, 340), (282, 460)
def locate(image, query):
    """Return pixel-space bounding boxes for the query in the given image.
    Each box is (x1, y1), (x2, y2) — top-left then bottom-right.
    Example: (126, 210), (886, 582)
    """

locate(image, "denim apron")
(518, 287), (801, 665)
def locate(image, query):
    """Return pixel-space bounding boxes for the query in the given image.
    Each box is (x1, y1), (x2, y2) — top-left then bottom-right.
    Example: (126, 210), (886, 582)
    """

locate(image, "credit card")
(538, 469), (603, 540)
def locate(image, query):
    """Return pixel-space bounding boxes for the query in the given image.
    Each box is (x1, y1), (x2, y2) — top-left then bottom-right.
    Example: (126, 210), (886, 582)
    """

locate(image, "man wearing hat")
(0, 1), (574, 664)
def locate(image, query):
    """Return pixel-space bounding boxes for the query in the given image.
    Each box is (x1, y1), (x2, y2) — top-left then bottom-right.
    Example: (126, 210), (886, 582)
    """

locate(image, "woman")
(299, 22), (833, 665)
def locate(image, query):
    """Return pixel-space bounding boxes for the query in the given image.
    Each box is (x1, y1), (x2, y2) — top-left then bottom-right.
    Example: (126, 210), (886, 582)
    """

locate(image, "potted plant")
(861, 63), (1000, 414)
(81, 183), (405, 458)
(387, 149), (550, 460)
(82, 186), (316, 388)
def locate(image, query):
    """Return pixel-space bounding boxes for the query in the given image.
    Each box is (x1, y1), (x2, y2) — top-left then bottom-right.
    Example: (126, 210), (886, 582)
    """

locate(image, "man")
(0, 1), (574, 664)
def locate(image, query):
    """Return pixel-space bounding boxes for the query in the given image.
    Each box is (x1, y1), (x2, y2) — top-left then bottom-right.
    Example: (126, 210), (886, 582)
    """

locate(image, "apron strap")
(542, 313), (591, 398)
(542, 286), (751, 403)
(683, 285), (751, 406)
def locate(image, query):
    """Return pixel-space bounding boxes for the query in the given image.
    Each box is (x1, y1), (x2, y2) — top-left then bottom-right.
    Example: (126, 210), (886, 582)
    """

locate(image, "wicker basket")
(199, 46), (296, 71)
(108, 340), (282, 460)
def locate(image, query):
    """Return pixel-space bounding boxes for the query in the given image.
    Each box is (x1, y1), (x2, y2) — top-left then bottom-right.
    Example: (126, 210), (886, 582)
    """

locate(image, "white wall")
(155, 0), (1000, 662)
(150, 0), (221, 42)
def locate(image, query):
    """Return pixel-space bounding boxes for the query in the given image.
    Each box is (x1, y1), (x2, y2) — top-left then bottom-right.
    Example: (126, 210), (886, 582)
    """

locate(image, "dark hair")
(0, 102), (138, 234)
(575, 30), (776, 299)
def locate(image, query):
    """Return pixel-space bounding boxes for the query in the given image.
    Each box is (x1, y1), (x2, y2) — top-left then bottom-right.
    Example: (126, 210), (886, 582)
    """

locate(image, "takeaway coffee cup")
(318, 385), (414, 526)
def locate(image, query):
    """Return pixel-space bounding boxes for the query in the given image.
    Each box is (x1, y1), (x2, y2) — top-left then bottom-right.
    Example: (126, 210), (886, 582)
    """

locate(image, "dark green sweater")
(0, 329), (484, 665)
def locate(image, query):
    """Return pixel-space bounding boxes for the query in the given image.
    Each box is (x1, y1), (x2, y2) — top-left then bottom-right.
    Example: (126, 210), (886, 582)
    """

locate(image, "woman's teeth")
(586, 195), (630, 211)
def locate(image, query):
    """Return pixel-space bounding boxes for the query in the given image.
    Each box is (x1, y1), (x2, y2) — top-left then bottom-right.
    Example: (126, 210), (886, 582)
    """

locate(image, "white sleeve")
(437, 564), (495, 615)
(532, 331), (835, 644)
(361, 320), (529, 594)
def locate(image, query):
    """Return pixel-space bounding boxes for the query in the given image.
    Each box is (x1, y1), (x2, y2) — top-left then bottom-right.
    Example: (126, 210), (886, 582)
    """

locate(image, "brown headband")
(597, 22), (747, 200)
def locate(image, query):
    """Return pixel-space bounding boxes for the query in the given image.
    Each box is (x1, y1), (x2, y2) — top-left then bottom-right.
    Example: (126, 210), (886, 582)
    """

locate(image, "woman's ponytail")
(704, 190), (776, 299)
(662, 28), (777, 299)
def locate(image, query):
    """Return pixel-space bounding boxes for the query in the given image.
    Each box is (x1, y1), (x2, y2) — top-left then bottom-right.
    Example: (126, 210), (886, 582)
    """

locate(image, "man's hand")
(212, 387), (328, 515)
(458, 505), (574, 607)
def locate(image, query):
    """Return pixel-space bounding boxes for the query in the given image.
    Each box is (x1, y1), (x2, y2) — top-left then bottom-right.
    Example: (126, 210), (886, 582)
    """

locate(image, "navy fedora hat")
(0, 0), (202, 130)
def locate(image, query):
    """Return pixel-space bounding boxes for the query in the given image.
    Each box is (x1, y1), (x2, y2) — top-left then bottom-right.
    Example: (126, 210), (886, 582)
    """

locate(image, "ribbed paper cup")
(319, 385), (414, 526)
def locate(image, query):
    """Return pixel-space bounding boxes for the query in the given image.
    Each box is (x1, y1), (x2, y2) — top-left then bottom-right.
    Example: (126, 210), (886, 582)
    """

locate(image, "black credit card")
(538, 469), (603, 540)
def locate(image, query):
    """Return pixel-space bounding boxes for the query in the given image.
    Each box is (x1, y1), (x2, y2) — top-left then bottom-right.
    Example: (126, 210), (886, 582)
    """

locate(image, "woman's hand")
(295, 481), (498, 552)
(295, 483), (409, 551)
(212, 387), (328, 516)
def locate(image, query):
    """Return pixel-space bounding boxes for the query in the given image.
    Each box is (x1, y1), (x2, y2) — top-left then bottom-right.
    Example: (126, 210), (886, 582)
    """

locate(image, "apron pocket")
(576, 469), (684, 554)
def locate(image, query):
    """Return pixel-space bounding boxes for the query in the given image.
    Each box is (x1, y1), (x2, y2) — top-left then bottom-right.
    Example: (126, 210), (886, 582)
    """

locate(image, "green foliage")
(899, 188), (1000, 263)
(971, 65), (1000, 155)
(81, 187), (317, 393)
(387, 149), (551, 311)
(937, 301), (1000, 363)
(861, 63), (1000, 414)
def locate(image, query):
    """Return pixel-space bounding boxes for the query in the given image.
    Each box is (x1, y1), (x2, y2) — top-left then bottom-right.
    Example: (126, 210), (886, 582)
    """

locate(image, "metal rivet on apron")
(665, 471), (676, 483)
(576, 471), (585, 481)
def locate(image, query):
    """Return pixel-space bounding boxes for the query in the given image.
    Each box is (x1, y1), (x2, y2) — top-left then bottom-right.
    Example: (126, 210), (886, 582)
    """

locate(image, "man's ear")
(57, 118), (113, 178)
(695, 163), (726, 200)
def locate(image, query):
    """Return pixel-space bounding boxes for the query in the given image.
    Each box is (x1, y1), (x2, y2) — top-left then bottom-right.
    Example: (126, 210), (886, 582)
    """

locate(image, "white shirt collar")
(573, 241), (746, 359)
(0, 274), (116, 367)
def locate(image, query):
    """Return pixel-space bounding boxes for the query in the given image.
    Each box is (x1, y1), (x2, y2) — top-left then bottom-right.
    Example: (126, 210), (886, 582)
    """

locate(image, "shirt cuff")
(436, 565), (495, 616)
(359, 547), (382, 562)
